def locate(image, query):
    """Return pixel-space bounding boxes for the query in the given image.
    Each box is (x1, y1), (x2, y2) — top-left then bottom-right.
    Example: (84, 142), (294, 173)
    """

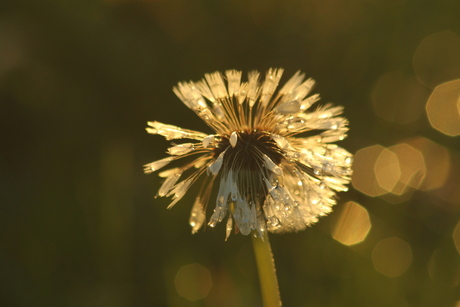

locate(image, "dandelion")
(145, 68), (353, 306)
(145, 68), (353, 239)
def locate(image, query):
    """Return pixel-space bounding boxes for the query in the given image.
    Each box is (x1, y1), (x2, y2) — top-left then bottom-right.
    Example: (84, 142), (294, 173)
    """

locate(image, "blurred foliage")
(1, 0), (460, 306)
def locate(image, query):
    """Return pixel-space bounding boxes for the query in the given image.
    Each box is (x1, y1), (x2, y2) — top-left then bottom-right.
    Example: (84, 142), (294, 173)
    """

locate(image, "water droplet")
(218, 196), (225, 205)
(271, 217), (280, 227)
(319, 182), (327, 190)
(324, 162), (334, 173)
(275, 100), (301, 114)
(313, 168), (322, 176)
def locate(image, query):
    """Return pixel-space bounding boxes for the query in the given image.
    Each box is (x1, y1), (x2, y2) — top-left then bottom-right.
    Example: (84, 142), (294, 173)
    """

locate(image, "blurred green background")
(1, 0), (460, 306)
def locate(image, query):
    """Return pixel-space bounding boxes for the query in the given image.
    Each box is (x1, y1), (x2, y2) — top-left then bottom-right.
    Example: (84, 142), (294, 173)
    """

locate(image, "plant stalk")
(252, 231), (282, 307)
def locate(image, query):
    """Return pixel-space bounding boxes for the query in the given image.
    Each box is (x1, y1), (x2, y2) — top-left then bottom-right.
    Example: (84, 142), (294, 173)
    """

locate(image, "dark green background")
(1, 0), (460, 306)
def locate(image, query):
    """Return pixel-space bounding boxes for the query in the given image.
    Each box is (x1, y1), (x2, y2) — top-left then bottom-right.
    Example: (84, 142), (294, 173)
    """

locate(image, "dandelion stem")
(252, 232), (282, 307)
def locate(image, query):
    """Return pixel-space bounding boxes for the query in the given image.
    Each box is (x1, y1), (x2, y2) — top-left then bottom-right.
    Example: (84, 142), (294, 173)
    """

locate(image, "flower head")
(145, 69), (353, 239)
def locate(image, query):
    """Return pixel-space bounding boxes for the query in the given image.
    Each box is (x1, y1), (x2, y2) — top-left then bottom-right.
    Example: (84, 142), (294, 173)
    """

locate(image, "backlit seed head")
(145, 68), (353, 239)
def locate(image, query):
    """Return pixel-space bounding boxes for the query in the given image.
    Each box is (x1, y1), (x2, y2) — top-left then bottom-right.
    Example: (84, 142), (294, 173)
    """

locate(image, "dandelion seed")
(145, 68), (353, 238)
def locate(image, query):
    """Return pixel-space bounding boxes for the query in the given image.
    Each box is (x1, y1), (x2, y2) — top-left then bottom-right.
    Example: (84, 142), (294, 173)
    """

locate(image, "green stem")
(252, 231), (282, 307)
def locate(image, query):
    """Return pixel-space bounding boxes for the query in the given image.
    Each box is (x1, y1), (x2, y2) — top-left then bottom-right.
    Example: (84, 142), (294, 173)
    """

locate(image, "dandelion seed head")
(145, 68), (353, 238)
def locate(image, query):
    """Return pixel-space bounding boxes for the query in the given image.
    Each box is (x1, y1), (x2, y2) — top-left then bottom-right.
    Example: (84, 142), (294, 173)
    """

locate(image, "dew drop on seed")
(314, 167), (322, 176)
(271, 217), (280, 227)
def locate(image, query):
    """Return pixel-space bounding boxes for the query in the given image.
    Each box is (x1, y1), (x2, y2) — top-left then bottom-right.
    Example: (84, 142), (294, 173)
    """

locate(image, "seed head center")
(214, 130), (284, 171)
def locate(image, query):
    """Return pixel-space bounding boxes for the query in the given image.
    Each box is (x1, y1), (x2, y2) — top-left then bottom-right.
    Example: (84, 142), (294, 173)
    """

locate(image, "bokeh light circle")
(174, 263), (213, 301)
(372, 237), (413, 278)
(331, 201), (371, 246)
(426, 79), (460, 136)
(454, 221), (460, 255)
(413, 30), (460, 88)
